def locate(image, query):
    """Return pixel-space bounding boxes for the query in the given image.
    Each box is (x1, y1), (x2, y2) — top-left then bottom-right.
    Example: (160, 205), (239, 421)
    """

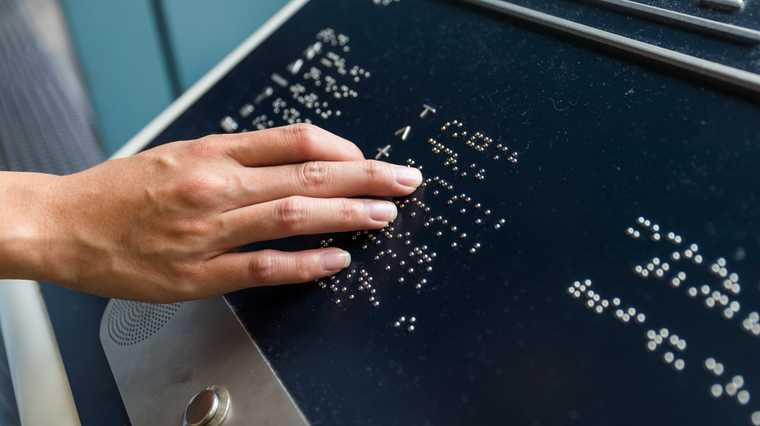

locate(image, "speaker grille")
(106, 300), (181, 346)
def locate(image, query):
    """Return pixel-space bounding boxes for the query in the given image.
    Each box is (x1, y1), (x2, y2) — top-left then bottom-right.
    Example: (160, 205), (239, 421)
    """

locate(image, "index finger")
(222, 124), (365, 167)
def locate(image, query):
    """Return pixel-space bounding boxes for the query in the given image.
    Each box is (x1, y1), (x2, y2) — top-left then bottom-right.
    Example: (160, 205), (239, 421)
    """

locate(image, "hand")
(1, 124), (422, 302)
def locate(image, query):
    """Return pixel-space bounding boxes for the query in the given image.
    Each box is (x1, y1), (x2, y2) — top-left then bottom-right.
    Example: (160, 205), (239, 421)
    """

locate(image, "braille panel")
(136, 1), (760, 425)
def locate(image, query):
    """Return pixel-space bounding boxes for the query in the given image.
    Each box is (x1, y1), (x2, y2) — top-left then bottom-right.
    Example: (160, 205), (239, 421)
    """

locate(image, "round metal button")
(183, 386), (230, 426)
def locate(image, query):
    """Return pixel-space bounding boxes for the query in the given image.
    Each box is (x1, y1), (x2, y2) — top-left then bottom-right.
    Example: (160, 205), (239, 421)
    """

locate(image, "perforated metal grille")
(106, 300), (181, 346)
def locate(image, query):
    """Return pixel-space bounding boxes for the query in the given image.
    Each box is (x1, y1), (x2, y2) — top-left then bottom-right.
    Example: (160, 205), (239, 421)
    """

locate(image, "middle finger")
(229, 160), (422, 207)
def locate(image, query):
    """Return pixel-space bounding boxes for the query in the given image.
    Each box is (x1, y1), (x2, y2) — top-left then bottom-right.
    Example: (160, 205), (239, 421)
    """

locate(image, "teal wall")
(59, 0), (174, 154)
(163, 0), (288, 90)
(60, 0), (288, 154)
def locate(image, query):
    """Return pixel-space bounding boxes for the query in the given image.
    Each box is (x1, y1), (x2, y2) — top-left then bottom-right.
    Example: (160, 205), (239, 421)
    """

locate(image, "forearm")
(0, 171), (63, 282)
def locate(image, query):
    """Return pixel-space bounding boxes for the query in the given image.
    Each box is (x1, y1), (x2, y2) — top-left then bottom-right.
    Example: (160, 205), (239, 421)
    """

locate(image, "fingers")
(232, 160), (422, 206)
(217, 196), (397, 249)
(200, 248), (350, 293)
(222, 124), (364, 166)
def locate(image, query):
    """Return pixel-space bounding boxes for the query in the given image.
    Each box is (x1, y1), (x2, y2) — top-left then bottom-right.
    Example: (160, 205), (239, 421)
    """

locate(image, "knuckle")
(338, 200), (362, 222)
(145, 151), (181, 174)
(187, 136), (221, 157)
(248, 254), (277, 283)
(286, 123), (322, 154)
(298, 161), (331, 189)
(363, 160), (392, 182)
(294, 257), (315, 282)
(164, 266), (205, 301)
(176, 172), (229, 207)
(175, 219), (212, 239)
(274, 196), (308, 230)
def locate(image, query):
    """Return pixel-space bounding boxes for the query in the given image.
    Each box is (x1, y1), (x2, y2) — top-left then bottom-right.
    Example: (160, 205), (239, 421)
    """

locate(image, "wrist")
(0, 172), (68, 282)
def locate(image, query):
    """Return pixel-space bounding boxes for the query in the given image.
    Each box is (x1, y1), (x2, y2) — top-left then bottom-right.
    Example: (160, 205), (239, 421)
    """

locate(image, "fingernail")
(368, 201), (398, 222)
(394, 166), (423, 188)
(321, 249), (351, 272)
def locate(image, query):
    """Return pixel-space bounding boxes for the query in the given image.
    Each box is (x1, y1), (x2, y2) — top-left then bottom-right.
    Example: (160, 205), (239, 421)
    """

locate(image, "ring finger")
(216, 196), (398, 249)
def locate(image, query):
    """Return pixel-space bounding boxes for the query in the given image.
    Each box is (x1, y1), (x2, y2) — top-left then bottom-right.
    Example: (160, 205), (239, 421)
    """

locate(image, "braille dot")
(705, 358), (717, 370)
(394, 321), (401, 328)
(739, 390), (751, 405)
(613, 298), (621, 306)
(660, 328), (669, 337)
(672, 252), (681, 261)
(594, 306), (603, 314)
(647, 341), (657, 351)
(663, 352), (674, 363)
(408, 325), (415, 332)
(749, 322), (760, 336)
(726, 382), (738, 397)
(677, 340), (686, 351)
(718, 257), (727, 267)
(711, 384), (723, 398)
(701, 285), (711, 295)
(636, 313), (646, 323)
(652, 233), (661, 241)
(714, 363), (725, 376)
(654, 335), (663, 344)
(706, 297), (716, 308)
(723, 308), (734, 319)
(669, 335), (679, 346)
(687, 287), (698, 297)
(733, 375), (745, 388)
(674, 359), (685, 371)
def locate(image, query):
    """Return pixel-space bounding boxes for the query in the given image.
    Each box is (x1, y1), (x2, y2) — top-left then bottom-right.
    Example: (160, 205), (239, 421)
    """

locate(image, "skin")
(0, 124), (422, 302)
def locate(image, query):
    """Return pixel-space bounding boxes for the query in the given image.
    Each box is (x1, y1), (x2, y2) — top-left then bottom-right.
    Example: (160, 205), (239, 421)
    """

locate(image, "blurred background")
(3, 0), (289, 161)
(60, 0), (290, 154)
(0, 1), (289, 424)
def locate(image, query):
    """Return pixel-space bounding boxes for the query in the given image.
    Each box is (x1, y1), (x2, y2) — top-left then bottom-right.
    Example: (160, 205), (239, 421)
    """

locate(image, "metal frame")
(463, 0), (760, 96)
(584, 0), (760, 44)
